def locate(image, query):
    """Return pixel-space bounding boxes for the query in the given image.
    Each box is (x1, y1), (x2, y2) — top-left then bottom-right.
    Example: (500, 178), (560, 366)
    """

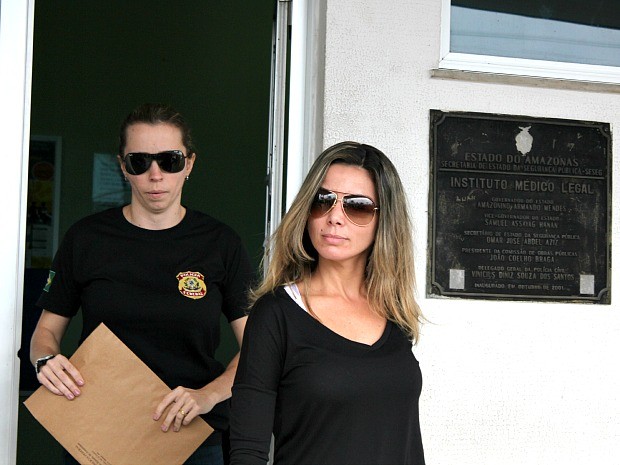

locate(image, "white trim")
(439, 0), (451, 61)
(0, 0), (35, 463)
(440, 52), (620, 86)
(286, 0), (326, 210)
(265, 0), (291, 245)
(439, 0), (620, 85)
(286, 0), (308, 210)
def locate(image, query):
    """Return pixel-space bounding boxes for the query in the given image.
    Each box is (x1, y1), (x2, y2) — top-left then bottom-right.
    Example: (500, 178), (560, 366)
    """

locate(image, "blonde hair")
(252, 141), (423, 342)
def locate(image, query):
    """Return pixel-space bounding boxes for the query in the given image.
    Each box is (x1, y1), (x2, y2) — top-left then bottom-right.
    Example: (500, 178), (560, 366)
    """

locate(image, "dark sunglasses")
(122, 150), (187, 175)
(310, 187), (379, 226)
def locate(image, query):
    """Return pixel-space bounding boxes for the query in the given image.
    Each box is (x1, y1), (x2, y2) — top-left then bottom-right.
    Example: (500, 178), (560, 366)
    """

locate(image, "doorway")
(17, 1), (274, 463)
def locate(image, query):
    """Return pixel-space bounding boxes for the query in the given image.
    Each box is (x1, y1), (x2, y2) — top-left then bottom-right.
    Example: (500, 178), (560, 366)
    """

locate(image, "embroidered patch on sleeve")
(176, 271), (207, 299)
(43, 270), (56, 292)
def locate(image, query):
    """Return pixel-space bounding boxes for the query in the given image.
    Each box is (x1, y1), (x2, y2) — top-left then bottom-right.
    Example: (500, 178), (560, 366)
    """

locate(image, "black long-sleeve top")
(230, 287), (425, 465)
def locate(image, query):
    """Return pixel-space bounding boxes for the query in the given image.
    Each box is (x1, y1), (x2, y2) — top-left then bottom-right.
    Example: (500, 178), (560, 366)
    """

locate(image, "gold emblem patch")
(176, 271), (207, 300)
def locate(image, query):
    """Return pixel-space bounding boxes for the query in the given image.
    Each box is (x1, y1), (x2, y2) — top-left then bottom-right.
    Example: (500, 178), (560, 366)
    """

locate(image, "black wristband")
(35, 354), (56, 374)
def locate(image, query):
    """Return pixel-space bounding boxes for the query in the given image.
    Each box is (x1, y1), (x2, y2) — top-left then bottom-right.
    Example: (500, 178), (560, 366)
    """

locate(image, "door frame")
(1, 0), (325, 461)
(267, 0), (325, 241)
(1, 0), (35, 463)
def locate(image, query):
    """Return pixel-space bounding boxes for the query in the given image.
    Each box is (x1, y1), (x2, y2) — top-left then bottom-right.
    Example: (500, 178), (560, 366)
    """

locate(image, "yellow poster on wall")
(27, 136), (61, 269)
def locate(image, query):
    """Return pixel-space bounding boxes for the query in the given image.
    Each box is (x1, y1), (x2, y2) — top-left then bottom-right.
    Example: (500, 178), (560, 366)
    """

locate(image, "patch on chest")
(176, 271), (207, 299)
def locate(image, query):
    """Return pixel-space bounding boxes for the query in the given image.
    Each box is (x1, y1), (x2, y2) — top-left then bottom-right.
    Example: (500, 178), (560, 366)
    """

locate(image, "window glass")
(451, 1), (620, 67)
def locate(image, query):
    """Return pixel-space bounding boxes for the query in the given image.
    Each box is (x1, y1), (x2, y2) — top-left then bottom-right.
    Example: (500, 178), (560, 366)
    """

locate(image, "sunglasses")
(122, 150), (187, 175)
(310, 188), (379, 226)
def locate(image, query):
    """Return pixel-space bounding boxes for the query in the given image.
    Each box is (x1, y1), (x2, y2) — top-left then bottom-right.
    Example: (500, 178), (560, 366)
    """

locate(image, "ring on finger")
(179, 409), (187, 417)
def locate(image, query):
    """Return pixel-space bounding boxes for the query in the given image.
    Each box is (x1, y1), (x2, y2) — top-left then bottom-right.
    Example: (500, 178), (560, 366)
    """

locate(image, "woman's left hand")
(154, 318), (247, 433)
(153, 386), (218, 432)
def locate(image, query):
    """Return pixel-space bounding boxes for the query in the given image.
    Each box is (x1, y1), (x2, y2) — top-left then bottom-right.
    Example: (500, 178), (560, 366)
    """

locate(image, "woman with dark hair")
(30, 103), (254, 465)
(229, 141), (425, 464)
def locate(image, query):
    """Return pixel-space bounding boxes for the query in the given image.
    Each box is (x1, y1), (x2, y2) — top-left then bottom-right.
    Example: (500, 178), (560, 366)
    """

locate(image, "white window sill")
(436, 53), (620, 92)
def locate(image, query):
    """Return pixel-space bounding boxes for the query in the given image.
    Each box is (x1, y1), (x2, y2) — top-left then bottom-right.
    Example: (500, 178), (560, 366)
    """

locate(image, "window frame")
(439, 0), (620, 85)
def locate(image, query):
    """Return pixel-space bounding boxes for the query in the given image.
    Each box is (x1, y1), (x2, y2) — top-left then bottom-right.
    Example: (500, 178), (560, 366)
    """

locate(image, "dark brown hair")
(118, 103), (195, 156)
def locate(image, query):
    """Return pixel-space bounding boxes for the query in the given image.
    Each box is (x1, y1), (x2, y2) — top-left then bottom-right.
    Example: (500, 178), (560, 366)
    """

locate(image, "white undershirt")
(284, 283), (308, 313)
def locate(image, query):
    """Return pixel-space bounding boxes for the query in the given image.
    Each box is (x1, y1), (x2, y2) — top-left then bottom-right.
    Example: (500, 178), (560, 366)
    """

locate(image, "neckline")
(122, 204), (187, 231)
(279, 286), (392, 351)
(116, 206), (191, 236)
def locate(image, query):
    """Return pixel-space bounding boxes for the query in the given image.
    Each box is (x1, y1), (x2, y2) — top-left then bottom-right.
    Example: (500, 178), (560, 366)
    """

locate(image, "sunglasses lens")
(310, 189), (337, 218)
(157, 151), (186, 173)
(124, 153), (150, 175)
(310, 188), (378, 226)
(124, 151), (186, 175)
(343, 196), (377, 225)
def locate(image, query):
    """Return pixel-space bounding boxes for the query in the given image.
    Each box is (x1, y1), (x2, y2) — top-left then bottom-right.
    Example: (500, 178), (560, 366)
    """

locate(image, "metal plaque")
(428, 111), (611, 303)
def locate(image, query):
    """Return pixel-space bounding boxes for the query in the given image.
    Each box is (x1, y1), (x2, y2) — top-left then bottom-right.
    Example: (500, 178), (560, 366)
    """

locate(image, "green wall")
(19, 1), (274, 463)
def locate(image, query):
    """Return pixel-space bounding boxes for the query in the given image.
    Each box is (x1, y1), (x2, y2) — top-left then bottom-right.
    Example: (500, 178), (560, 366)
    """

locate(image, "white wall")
(321, 1), (619, 464)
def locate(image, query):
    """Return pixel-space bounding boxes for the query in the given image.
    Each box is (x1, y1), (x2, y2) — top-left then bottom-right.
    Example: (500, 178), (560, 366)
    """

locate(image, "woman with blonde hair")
(230, 141), (425, 465)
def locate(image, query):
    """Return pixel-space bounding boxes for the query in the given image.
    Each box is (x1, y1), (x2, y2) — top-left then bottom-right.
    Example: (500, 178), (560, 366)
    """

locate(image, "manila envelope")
(24, 323), (213, 465)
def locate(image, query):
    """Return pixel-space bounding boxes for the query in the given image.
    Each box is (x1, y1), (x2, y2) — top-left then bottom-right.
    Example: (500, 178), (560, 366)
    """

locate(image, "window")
(440, 0), (620, 84)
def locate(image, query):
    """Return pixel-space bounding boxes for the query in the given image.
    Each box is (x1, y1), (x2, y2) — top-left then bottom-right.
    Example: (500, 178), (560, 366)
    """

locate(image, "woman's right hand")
(31, 310), (83, 400)
(36, 354), (84, 400)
